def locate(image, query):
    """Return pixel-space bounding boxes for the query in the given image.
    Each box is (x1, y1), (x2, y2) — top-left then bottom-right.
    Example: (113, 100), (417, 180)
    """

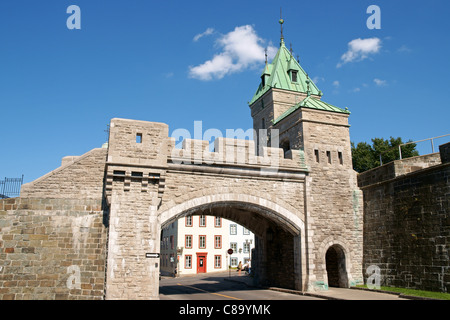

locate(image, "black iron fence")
(0, 175), (24, 199)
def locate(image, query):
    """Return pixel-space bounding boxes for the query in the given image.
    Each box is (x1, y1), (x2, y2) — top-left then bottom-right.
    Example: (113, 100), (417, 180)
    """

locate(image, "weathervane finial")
(279, 8), (284, 45)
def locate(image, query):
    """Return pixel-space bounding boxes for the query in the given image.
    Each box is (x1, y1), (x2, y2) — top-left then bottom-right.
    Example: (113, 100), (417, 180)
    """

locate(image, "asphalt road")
(159, 272), (324, 300)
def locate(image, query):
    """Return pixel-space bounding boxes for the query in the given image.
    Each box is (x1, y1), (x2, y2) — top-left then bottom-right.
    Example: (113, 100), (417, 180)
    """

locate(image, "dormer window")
(291, 70), (298, 82)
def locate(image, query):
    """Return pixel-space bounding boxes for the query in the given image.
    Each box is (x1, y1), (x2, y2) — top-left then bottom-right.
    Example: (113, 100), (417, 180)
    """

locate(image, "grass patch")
(355, 285), (450, 300)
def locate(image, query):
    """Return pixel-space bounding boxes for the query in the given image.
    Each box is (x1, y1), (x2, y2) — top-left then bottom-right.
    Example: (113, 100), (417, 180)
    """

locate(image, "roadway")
(159, 271), (323, 300)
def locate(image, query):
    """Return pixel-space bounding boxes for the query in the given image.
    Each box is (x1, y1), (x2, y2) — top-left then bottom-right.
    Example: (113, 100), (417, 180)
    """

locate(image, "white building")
(160, 215), (254, 276)
(228, 222), (254, 270)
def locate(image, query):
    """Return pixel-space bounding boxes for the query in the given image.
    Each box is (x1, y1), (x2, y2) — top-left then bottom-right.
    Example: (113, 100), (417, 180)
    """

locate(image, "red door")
(197, 254), (207, 273)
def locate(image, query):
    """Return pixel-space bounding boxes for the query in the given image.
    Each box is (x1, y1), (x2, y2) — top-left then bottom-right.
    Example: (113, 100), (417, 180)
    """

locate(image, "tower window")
(136, 133), (142, 143)
(314, 149), (320, 163)
(281, 140), (290, 158)
(327, 151), (331, 164)
(338, 151), (344, 165)
(291, 70), (298, 82)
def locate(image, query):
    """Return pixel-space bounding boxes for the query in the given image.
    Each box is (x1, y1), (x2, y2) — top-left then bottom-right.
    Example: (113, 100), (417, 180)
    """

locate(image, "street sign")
(145, 253), (160, 258)
(227, 249), (233, 255)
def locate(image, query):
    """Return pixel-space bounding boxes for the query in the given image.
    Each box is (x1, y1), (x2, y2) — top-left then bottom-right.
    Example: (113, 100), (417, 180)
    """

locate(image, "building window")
(185, 255), (192, 269)
(338, 151), (344, 165)
(186, 216), (192, 227)
(199, 235), (206, 249)
(230, 242), (237, 252)
(327, 151), (332, 164)
(170, 235), (174, 249)
(243, 242), (250, 254)
(215, 236), (222, 249)
(215, 217), (222, 227)
(185, 235), (192, 249)
(199, 215), (206, 227)
(243, 227), (250, 235)
(314, 149), (320, 163)
(231, 257), (238, 267)
(214, 255), (222, 268)
(230, 224), (237, 235)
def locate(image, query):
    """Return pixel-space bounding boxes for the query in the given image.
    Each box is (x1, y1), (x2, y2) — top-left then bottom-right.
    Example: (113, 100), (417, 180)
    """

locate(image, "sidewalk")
(224, 272), (409, 300)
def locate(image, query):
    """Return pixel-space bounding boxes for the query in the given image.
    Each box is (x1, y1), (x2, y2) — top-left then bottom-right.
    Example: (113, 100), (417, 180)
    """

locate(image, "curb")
(349, 286), (441, 300)
(224, 277), (342, 300)
(224, 276), (442, 300)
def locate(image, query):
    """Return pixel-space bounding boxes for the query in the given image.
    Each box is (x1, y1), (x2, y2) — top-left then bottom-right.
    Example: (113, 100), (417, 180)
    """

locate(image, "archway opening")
(325, 245), (348, 288)
(159, 199), (304, 291)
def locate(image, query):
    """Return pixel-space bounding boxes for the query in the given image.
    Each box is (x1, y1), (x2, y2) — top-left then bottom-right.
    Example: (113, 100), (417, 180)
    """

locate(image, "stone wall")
(358, 153), (441, 188)
(21, 148), (107, 200)
(0, 147), (108, 300)
(440, 142), (450, 164)
(359, 153), (449, 292)
(0, 198), (107, 300)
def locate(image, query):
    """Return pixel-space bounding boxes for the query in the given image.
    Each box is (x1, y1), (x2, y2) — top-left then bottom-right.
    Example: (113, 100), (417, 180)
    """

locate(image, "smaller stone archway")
(317, 237), (354, 289)
(325, 244), (348, 288)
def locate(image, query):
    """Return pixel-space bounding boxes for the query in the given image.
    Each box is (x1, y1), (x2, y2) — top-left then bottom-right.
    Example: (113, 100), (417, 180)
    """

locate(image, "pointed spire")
(279, 8), (285, 46)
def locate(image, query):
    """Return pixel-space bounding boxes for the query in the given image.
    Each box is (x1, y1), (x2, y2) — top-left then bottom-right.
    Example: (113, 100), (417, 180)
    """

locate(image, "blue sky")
(1, 0), (449, 184)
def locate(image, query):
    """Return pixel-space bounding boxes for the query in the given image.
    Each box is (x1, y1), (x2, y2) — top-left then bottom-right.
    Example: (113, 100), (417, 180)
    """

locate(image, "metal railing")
(379, 134), (450, 166)
(0, 175), (24, 199)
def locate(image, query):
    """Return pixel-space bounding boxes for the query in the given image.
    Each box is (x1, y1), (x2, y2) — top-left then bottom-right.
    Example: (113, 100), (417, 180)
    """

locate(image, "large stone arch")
(158, 192), (305, 236)
(158, 192), (307, 291)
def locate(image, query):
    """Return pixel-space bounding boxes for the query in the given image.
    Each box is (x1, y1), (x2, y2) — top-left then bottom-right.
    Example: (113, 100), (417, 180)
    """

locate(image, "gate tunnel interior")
(159, 200), (304, 291)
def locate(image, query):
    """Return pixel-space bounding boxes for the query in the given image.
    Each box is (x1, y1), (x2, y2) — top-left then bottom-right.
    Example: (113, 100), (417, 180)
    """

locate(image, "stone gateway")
(0, 32), (364, 300)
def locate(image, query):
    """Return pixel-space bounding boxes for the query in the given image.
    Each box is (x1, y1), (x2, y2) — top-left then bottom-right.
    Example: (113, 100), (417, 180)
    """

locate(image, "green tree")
(351, 137), (419, 173)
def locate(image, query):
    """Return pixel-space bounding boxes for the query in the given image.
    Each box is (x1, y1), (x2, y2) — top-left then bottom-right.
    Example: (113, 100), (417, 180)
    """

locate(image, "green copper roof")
(272, 96), (350, 125)
(249, 39), (322, 105)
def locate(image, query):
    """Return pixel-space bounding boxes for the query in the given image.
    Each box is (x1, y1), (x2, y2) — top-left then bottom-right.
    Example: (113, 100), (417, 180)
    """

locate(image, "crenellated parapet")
(106, 118), (308, 171)
(168, 136), (307, 170)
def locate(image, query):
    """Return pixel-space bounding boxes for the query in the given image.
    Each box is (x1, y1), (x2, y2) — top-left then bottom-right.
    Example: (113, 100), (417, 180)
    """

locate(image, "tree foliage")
(351, 137), (419, 173)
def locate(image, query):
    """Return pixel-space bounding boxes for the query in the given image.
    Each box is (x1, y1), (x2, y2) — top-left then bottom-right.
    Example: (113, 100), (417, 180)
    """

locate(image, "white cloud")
(337, 37), (381, 68)
(189, 25), (277, 81)
(374, 78), (387, 86)
(193, 28), (215, 42)
(397, 45), (412, 53)
(332, 80), (340, 88)
(313, 76), (325, 84)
